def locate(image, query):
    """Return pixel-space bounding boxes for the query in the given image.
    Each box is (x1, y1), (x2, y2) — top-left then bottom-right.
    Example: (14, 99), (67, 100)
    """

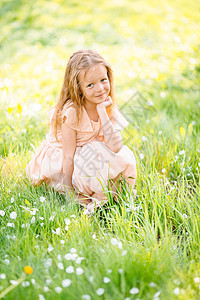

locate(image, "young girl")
(26, 49), (137, 214)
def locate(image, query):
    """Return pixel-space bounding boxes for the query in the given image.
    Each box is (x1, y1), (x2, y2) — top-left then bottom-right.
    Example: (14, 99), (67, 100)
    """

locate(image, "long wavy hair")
(50, 49), (115, 142)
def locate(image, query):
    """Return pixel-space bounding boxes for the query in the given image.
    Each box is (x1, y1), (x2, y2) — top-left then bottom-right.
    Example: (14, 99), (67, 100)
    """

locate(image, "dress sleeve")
(61, 104), (81, 131)
(61, 102), (93, 132)
(48, 103), (79, 131)
(110, 105), (129, 131)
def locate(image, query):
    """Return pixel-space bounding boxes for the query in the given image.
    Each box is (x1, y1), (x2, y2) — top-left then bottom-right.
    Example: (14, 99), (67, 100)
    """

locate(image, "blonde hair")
(50, 49), (115, 142)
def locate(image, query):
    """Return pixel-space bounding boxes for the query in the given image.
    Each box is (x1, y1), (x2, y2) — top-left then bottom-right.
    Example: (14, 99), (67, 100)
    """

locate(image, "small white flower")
(103, 277), (110, 283)
(194, 277), (200, 284)
(52, 227), (61, 235)
(118, 269), (123, 274)
(31, 217), (36, 224)
(4, 259), (10, 265)
(70, 214), (76, 218)
(96, 288), (105, 296)
(160, 92), (166, 98)
(149, 282), (157, 287)
(92, 234), (96, 239)
(89, 276), (94, 282)
(158, 130), (162, 135)
(122, 250), (127, 256)
(141, 136), (147, 141)
(76, 267), (84, 275)
(147, 100), (154, 106)
(60, 240), (65, 245)
(173, 287), (180, 295)
(55, 227), (61, 235)
(44, 258), (52, 268)
(62, 279), (71, 287)
(118, 242), (122, 249)
(10, 280), (18, 285)
(70, 248), (77, 253)
(49, 216), (55, 221)
(31, 278), (36, 285)
(0, 210), (5, 216)
(182, 213), (188, 219)
(22, 281), (30, 287)
(55, 287), (62, 293)
(161, 168), (166, 173)
(65, 225), (69, 231)
(64, 253), (78, 260)
(111, 238), (118, 245)
(39, 295), (45, 300)
(44, 286), (49, 292)
(40, 223), (44, 227)
(154, 291), (161, 297)
(10, 211), (17, 219)
(66, 266), (74, 273)
(76, 257), (85, 264)
(173, 279), (180, 285)
(58, 263), (64, 270)
(0, 274), (6, 279)
(130, 287), (140, 294)
(57, 254), (62, 261)
(39, 217), (44, 220)
(40, 197), (46, 203)
(47, 245), (54, 252)
(139, 153), (144, 160)
(30, 208), (38, 215)
(46, 279), (52, 285)
(82, 295), (91, 300)
(11, 197), (15, 203)
(107, 269), (112, 273)
(64, 218), (71, 225)
(179, 150), (185, 155)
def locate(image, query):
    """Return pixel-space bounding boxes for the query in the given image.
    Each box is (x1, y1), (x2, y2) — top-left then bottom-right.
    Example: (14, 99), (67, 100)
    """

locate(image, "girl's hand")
(96, 96), (113, 112)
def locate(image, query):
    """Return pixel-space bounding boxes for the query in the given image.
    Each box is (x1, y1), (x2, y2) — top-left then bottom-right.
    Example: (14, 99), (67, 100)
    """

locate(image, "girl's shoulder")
(48, 100), (76, 122)
(61, 100), (94, 132)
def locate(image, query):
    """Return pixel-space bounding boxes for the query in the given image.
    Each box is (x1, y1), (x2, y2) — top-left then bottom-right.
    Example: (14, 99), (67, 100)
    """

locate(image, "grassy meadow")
(0, 0), (200, 299)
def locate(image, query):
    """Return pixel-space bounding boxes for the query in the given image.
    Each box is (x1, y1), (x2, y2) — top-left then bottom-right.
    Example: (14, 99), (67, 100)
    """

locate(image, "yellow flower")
(180, 127), (186, 137)
(24, 266), (33, 275)
(8, 107), (13, 114)
(188, 123), (193, 135)
(150, 128), (154, 134)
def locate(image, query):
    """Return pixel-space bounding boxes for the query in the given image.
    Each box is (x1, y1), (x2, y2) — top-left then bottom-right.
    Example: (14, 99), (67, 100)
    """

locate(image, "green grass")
(0, 0), (200, 299)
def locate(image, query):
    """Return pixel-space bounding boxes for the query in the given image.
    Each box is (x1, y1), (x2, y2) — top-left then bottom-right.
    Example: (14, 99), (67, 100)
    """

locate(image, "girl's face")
(79, 64), (110, 108)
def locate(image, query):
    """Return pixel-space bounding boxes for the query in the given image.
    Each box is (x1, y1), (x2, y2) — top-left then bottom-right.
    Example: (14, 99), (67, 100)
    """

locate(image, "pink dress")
(26, 101), (137, 213)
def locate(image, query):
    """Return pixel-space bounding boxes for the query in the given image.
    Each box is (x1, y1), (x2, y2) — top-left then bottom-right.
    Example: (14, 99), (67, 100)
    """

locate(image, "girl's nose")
(96, 83), (103, 93)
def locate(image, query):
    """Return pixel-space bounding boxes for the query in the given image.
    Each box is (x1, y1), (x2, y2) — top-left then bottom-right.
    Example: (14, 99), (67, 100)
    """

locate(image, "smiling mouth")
(96, 93), (105, 97)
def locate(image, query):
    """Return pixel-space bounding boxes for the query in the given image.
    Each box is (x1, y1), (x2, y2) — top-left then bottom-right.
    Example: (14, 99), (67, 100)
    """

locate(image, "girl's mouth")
(96, 93), (105, 97)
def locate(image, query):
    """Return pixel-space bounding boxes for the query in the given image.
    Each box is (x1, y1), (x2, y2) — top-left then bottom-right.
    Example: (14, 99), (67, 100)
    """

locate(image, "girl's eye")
(101, 78), (107, 82)
(87, 83), (93, 88)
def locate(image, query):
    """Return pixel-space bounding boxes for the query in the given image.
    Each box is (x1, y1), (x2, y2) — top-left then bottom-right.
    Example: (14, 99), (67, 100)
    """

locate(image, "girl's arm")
(97, 97), (123, 153)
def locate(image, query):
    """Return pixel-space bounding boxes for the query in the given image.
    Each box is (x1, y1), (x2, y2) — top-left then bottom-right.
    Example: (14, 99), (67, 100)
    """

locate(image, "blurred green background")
(0, 1), (200, 299)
